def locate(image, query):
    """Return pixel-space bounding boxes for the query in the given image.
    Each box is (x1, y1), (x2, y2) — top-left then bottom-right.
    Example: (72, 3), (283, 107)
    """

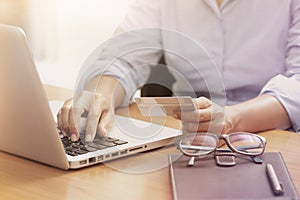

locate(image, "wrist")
(86, 75), (125, 108)
(223, 106), (239, 134)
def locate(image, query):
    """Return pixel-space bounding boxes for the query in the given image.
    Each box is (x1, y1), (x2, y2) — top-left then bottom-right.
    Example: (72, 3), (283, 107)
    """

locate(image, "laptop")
(0, 24), (181, 170)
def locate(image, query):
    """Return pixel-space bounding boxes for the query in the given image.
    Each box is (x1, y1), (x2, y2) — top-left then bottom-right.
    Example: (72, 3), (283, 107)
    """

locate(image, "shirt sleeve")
(260, 0), (300, 133)
(76, 0), (163, 107)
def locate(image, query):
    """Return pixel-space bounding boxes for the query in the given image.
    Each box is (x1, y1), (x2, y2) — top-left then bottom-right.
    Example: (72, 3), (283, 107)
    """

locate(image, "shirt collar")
(204, 0), (234, 18)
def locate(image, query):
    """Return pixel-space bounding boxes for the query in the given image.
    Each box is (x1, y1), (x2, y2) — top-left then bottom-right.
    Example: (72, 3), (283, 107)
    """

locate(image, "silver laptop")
(0, 24), (181, 170)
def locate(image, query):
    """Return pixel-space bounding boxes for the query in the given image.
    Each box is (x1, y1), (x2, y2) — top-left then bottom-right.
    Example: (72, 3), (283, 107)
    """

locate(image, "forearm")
(224, 94), (291, 133)
(85, 75), (125, 108)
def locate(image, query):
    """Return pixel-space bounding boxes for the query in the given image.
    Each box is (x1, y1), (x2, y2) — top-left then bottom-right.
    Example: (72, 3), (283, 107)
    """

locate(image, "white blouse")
(77, 0), (300, 132)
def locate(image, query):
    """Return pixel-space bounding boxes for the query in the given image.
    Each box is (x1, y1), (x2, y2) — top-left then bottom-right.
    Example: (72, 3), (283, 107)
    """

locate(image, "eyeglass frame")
(177, 132), (267, 158)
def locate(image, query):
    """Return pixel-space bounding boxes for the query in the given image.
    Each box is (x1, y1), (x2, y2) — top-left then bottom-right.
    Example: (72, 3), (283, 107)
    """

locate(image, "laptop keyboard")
(60, 135), (128, 156)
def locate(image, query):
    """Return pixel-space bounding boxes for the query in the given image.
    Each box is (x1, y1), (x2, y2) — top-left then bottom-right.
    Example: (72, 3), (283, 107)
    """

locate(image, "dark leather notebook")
(169, 152), (299, 200)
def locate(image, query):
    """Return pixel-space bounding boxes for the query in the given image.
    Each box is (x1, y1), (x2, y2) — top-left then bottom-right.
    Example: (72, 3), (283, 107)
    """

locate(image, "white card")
(135, 96), (196, 116)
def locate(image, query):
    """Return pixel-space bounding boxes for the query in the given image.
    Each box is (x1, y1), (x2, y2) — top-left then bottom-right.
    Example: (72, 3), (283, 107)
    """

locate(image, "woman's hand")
(173, 97), (232, 134)
(57, 75), (125, 142)
(57, 90), (115, 142)
(174, 94), (291, 135)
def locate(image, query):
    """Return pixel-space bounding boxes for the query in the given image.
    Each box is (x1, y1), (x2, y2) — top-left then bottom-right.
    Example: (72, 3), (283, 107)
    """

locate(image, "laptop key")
(66, 151), (78, 156)
(113, 140), (128, 145)
(104, 137), (119, 142)
(94, 139), (117, 147)
(83, 146), (99, 152)
(62, 137), (71, 145)
(64, 146), (74, 151)
(86, 142), (107, 150)
(72, 148), (89, 155)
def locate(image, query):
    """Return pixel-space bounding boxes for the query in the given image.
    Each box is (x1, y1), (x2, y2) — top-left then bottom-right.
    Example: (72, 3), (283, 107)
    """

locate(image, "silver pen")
(266, 163), (284, 196)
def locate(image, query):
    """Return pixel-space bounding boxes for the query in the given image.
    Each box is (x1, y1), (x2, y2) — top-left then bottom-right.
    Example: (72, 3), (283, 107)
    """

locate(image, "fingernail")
(85, 134), (92, 142)
(62, 130), (67, 136)
(71, 134), (77, 142)
(99, 125), (107, 137)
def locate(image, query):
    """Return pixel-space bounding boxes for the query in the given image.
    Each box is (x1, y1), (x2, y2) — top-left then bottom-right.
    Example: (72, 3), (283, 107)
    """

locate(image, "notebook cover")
(169, 152), (299, 200)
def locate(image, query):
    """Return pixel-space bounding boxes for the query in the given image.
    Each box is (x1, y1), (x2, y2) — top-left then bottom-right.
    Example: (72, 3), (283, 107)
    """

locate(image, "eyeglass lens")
(179, 134), (217, 156)
(228, 133), (264, 155)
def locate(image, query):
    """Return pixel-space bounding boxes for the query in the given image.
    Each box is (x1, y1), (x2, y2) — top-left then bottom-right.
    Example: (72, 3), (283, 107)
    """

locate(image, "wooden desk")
(0, 85), (299, 199)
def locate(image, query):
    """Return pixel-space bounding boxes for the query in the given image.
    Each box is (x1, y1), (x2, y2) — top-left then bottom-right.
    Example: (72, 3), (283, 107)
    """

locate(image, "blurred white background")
(0, 0), (131, 89)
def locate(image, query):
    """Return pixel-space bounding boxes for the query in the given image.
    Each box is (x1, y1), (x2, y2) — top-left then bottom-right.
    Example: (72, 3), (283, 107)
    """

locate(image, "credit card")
(135, 96), (196, 116)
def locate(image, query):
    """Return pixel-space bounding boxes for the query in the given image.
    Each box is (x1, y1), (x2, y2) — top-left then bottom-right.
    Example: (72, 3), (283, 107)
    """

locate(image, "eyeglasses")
(178, 132), (266, 166)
